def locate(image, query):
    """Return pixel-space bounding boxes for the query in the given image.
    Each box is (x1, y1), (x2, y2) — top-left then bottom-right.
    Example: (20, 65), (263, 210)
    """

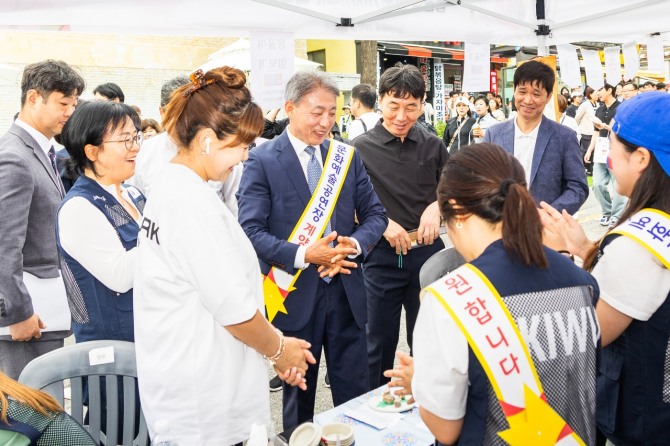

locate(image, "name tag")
(593, 136), (610, 164)
(89, 346), (115, 366)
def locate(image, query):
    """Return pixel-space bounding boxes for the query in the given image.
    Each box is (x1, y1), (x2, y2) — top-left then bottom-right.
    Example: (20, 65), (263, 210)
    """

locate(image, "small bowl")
(321, 422), (354, 446)
(289, 422), (323, 446)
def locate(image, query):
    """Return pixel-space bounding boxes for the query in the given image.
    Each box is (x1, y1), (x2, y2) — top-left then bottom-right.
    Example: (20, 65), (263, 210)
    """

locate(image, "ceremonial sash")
(609, 208), (670, 269)
(263, 140), (355, 322)
(421, 264), (586, 445)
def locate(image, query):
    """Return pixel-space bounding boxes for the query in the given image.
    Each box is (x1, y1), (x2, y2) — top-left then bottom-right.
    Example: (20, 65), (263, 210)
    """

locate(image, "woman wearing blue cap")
(542, 91), (670, 444)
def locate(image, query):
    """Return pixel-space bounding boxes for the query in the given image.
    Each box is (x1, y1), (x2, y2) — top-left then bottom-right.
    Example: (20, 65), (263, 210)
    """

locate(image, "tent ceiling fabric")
(0, 0), (668, 46)
(198, 38), (321, 73)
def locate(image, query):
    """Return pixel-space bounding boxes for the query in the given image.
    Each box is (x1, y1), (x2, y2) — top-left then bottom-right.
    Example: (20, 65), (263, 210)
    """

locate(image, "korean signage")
(418, 57), (431, 92)
(250, 31), (295, 109)
(490, 70), (498, 95)
(433, 61), (445, 124)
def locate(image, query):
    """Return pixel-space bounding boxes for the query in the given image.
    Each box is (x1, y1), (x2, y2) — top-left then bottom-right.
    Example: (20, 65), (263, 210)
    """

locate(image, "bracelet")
(264, 328), (285, 365)
(558, 250), (575, 262)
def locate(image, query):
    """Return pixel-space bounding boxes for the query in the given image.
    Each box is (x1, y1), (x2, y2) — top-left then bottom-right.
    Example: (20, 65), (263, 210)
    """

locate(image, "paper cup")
(321, 423), (354, 446)
(289, 422), (322, 446)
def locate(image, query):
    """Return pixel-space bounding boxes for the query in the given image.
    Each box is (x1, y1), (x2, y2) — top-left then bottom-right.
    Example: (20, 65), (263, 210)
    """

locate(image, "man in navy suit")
(484, 60), (588, 214)
(237, 71), (387, 429)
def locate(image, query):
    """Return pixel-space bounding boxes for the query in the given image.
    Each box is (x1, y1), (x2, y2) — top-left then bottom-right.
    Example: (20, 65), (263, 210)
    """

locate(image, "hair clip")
(183, 69), (215, 97)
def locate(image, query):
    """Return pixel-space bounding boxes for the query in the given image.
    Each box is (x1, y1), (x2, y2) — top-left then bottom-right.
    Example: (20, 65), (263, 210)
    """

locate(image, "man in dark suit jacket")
(237, 71), (387, 429)
(0, 60), (84, 379)
(484, 60), (588, 215)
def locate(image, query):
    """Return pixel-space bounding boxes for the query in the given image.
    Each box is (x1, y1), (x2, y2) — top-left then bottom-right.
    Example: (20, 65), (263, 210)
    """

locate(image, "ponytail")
(501, 182), (548, 268)
(438, 143), (548, 268)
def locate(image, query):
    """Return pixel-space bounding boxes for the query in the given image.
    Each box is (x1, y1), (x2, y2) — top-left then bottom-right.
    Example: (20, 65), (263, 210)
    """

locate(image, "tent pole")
(535, 0), (549, 56)
(537, 32), (547, 56)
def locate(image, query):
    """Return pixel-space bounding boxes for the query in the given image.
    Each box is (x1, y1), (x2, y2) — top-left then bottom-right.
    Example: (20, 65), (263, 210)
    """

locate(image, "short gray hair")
(285, 71), (339, 104)
(160, 75), (190, 108)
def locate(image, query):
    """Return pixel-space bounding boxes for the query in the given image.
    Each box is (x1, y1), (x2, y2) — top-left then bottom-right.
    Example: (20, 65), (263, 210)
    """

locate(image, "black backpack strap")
(3, 416), (41, 445)
(361, 119), (367, 132)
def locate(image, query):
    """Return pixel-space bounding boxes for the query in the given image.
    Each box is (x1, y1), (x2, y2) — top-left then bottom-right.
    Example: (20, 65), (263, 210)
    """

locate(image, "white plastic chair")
(19, 340), (149, 446)
(419, 247), (466, 288)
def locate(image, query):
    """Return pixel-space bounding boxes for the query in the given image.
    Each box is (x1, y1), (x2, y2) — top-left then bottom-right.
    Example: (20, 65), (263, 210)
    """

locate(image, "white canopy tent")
(198, 38), (321, 73)
(0, 0), (668, 48)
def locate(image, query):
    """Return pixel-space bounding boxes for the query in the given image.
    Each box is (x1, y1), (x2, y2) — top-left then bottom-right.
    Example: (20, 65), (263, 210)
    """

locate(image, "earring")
(201, 138), (211, 156)
(456, 221), (463, 229)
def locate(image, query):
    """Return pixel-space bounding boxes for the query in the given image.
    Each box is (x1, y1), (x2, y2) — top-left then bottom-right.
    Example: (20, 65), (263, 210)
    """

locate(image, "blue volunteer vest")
(56, 176), (145, 343)
(435, 241), (599, 445)
(596, 233), (670, 445)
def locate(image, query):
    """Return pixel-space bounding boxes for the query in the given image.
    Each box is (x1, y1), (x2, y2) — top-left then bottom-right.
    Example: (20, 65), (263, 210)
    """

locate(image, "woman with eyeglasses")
(56, 100), (144, 345)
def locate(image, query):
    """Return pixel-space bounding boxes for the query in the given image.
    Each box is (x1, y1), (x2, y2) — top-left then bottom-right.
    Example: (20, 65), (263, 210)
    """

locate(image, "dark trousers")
(363, 238), (444, 389)
(0, 338), (63, 380)
(580, 134), (593, 175)
(281, 276), (368, 430)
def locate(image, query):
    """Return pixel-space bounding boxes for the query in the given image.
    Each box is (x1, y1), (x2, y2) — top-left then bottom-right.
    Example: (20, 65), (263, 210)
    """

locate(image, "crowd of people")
(0, 56), (668, 446)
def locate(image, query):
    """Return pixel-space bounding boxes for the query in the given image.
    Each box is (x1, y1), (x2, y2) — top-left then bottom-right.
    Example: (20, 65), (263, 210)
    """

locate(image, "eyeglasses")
(103, 133), (142, 150)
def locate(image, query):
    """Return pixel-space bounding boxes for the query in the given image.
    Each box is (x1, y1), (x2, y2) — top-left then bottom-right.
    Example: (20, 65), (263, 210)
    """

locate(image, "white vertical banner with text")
(461, 42), (490, 93)
(581, 49), (604, 90)
(433, 60), (445, 125)
(646, 35), (664, 73)
(250, 31), (295, 109)
(556, 44), (581, 89)
(604, 46), (622, 86)
(622, 42), (640, 81)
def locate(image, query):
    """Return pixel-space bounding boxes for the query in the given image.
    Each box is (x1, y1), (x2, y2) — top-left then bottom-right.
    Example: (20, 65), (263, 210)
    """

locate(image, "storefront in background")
(378, 41), (509, 123)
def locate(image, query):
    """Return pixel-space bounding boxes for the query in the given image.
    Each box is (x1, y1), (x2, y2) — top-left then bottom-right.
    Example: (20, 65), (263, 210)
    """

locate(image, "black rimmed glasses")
(103, 133), (142, 150)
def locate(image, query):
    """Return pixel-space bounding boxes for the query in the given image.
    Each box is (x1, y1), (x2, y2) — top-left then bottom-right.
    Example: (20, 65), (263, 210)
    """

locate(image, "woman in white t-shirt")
(542, 92), (670, 445)
(133, 67), (315, 446)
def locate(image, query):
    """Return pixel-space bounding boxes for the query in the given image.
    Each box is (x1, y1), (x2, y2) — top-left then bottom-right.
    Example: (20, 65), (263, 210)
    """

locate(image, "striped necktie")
(47, 146), (59, 177)
(305, 146), (332, 282)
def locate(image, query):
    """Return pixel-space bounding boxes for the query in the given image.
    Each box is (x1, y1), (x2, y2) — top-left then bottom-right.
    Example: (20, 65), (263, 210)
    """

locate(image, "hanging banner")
(622, 42), (640, 81)
(433, 61), (445, 125)
(581, 49), (604, 90)
(646, 35), (664, 73)
(604, 46), (622, 86)
(462, 42), (490, 93)
(556, 44), (581, 89)
(250, 31), (295, 109)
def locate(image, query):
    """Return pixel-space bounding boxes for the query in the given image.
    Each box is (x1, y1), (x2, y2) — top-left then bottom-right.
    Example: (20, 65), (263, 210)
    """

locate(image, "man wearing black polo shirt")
(352, 64), (448, 389)
(585, 82), (627, 228)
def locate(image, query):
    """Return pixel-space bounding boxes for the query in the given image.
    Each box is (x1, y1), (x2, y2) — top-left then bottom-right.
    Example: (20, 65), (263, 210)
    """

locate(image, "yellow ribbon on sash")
(421, 264), (586, 445)
(263, 139), (355, 322)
